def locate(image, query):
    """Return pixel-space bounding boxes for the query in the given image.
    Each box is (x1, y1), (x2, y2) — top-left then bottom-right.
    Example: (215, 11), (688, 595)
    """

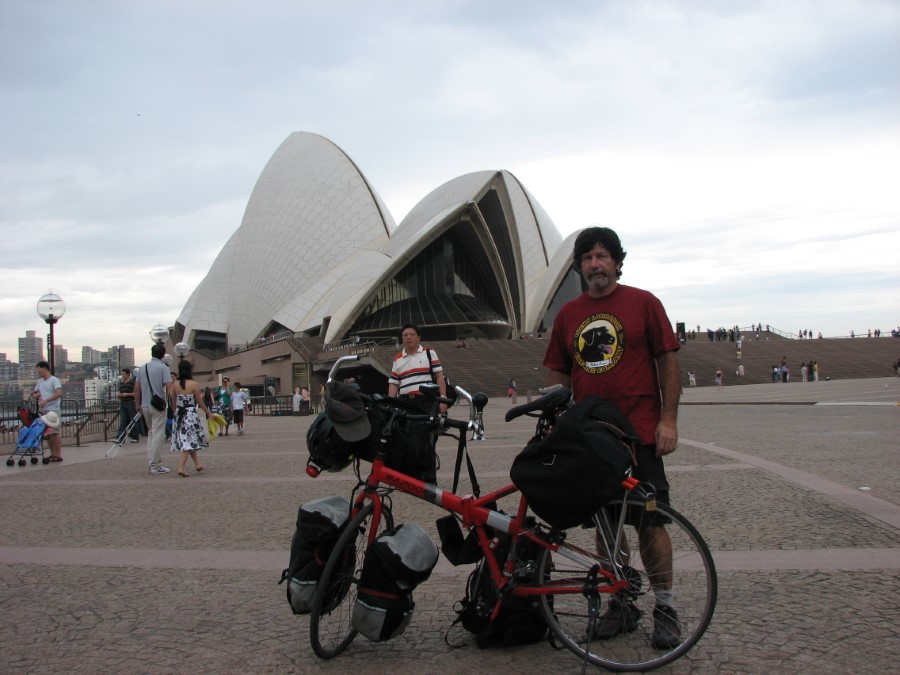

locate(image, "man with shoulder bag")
(387, 324), (448, 414)
(135, 343), (171, 475)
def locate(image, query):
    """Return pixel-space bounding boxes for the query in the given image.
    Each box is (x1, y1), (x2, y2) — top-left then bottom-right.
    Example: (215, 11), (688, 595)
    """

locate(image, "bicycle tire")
(537, 497), (716, 672)
(309, 501), (393, 659)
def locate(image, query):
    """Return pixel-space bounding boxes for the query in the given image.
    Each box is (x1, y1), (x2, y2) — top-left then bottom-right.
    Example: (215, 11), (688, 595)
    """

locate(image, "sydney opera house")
(172, 132), (584, 394)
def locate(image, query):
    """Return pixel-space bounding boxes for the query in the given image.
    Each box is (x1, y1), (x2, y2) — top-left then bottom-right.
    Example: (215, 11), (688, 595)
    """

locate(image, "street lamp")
(37, 292), (66, 375)
(174, 342), (190, 361)
(149, 323), (170, 344)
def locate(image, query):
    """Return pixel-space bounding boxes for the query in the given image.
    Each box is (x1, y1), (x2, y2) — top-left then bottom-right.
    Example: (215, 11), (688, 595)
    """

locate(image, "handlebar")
(325, 353), (485, 437)
(327, 354), (360, 383)
(504, 384), (572, 422)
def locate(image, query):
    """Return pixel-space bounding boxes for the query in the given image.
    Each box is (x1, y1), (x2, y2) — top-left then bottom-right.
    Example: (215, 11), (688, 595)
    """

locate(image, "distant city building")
(82, 346), (103, 364)
(18, 330), (44, 365)
(62, 381), (84, 402)
(53, 345), (68, 372)
(110, 346), (135, 369)
(83, 378), (108, 401)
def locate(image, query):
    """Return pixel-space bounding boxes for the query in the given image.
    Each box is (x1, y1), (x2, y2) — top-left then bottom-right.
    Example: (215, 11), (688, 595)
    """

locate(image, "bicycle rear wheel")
(309, 501), (393, 659)
(537, 497), (716, 671)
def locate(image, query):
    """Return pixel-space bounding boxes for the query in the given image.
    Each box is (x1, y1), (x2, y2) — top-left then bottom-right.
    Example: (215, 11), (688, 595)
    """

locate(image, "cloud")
(1, 0), (899, 363)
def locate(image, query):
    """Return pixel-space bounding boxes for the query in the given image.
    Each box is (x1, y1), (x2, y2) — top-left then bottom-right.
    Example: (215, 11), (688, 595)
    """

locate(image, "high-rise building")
(82, 346), (102, 364)
(83, 378), (108, 401)
(18, 330), (44, 365)
(117, 346), (135, 369)
(54, 345), (68, 373)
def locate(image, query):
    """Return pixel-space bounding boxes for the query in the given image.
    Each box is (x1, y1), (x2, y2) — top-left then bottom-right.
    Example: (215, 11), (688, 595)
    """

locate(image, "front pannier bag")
(352, 523), (439, 641)
(510, 395), (638, 530)
(279, 495), (352, 615)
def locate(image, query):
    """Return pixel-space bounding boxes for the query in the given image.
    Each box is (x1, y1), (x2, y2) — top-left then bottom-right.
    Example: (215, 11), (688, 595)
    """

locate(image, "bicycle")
(307, 355), (716, 672)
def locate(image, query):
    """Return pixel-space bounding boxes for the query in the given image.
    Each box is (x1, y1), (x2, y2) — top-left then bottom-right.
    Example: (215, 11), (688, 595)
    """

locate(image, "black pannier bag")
(357, 397), (440, 483)
(279, 495), (352, 615)
(306, 413), (361, 473)
(509, 395), (638, 530)
(352, 523), (439, 641)
(452, 516), (550, 648)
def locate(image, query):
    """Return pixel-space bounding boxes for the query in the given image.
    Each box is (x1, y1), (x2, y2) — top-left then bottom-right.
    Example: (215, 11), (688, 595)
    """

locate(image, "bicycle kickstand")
(581, 564), (601, 675)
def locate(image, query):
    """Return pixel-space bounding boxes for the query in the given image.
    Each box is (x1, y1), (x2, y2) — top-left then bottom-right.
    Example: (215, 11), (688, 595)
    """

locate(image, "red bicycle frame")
(349, 453), (633, 604)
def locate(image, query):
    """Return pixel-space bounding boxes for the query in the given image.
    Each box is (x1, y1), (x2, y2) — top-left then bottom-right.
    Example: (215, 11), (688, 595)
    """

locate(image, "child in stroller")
(6, 406), (60, 467)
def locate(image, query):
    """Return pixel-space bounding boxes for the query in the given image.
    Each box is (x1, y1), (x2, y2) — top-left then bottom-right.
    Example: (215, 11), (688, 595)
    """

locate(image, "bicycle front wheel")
(537, 497), (716, 672)
(309, 501), (393, 659)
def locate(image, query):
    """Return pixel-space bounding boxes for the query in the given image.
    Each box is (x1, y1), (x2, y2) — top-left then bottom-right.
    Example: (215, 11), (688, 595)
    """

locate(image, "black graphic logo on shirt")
(573, 313), (625, 373)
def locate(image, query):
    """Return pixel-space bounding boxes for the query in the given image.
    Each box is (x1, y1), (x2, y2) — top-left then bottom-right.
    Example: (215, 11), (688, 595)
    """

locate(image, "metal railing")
(0, 399), (119, 448)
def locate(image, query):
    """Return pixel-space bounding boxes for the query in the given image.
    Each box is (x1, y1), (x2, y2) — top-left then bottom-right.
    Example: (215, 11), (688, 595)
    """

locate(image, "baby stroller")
(106, 410), (144, 459)
(6, 405), (49, 467)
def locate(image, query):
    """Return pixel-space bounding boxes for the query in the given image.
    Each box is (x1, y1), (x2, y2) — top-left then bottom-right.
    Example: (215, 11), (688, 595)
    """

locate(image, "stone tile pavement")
(1, 378), (898, 673)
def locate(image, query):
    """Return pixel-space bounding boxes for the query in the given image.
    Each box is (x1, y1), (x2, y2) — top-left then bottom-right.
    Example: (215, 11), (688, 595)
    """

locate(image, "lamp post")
(37, 292), (66, 375)
(149, 324), (170, 345)
(174, 342), (190, 361)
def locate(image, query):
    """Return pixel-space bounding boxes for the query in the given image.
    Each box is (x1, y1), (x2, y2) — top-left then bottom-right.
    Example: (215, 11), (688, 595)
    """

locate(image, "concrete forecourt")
(1, 377), (897, 672)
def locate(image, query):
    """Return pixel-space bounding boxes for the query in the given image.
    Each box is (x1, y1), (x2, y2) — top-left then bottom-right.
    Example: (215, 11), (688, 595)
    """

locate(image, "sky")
(2, 0), (898, 365)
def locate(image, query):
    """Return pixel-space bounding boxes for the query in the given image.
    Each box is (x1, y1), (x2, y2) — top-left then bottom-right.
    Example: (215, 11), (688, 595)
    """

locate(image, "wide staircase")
(425, 334), (898, 396)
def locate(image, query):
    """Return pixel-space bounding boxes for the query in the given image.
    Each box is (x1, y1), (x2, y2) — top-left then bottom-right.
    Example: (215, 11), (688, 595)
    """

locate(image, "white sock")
(654, 589), (674, 608)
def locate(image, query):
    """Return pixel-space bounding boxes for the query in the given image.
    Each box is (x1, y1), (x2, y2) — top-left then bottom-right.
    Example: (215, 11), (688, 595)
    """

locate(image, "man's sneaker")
(651, 605), (682, 649)
(590, 599), (641, 640)
(130, 438), (140, 443)
(149, 466), (171, 475)
(237, 429), (244, 436)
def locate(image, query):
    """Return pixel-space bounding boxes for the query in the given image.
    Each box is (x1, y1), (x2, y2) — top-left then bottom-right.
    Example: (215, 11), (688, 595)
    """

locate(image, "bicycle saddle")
(504, 384), (572, 422)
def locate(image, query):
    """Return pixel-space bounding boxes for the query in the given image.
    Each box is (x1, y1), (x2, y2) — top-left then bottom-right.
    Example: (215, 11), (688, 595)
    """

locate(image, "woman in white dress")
(169, 360), (215, 477)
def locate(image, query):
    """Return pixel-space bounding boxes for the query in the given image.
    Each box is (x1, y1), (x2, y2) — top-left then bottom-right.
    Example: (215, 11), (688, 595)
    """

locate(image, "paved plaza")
(1, 378), (898, 673)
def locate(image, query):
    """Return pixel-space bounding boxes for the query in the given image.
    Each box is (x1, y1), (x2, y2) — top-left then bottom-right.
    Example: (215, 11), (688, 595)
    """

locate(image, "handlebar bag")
(352, 523), (439, 641)
(358, 398), (440, 483)
(279, 495), (352, 615)
(510, 395), (638, 530)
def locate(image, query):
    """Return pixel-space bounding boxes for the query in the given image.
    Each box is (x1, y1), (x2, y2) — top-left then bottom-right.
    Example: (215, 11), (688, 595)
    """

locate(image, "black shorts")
(233, 409), (244, 424)
(631, 444), (670, 504)
(604, 444), (671, 527)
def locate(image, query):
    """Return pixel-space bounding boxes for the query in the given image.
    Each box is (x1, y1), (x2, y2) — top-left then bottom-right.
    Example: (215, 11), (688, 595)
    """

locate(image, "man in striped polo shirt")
(387, 324), (448, 414)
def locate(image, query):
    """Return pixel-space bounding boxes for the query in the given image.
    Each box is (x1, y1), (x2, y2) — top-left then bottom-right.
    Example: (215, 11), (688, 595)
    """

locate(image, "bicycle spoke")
(309, 502), (393, 658)
(538, 498), (716, 671)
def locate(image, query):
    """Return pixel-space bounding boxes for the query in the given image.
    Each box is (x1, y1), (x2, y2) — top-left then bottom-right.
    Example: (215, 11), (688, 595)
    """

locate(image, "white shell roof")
(177, 133), (576, 346)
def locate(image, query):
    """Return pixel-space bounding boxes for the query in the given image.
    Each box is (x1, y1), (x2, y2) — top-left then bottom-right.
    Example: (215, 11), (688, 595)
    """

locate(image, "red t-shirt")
(543, 284), (679, 444)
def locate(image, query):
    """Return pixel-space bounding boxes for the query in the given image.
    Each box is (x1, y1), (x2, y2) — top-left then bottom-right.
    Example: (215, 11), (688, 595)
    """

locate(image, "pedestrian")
(688, 370), (696, 386)
(292, 387), (301, 413)
(736, 364), (745, 378)
(543, 226), (682, 649)
(231, 382), (248, 435)
(32, 360), (63, 462)
(508, 378), (518, 401)
(215, 377), (235, 435)
(135, 344), (171, 475)
(166, 371), (177, 440)
(301, 386), (311, 414)
(170, 359), (214, 476)
(387, 324), (448, 414)
(715, 368), (723, 390)
(115, 368), (140, 443)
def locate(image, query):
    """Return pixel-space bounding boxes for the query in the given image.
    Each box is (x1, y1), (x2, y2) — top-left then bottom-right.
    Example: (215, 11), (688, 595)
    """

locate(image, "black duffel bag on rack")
(510, 395), (638, 530)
